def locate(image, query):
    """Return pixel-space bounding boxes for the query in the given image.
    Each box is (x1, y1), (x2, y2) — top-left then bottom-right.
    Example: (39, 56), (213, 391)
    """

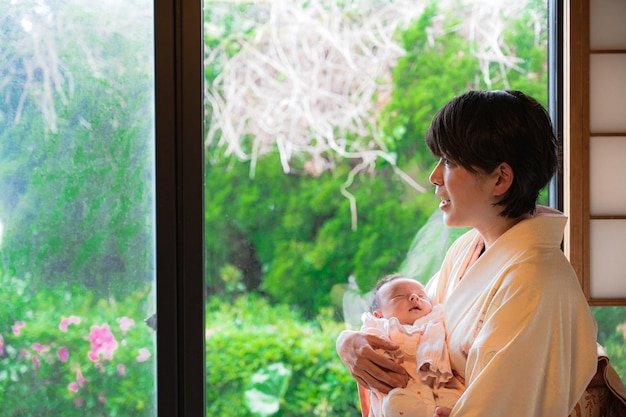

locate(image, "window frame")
(152, 0), (626, 414)
(548, 0), (564, 212)
(563, 0), (626, 306)
(154, 0), (206, 414)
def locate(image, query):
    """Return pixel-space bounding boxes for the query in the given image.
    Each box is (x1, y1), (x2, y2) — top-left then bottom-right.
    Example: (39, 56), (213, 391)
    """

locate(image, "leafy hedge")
(0, 270), (155, 417)
(206, 293), (359, 417)
(2, 269), (625, 416)
(592, 306), (626, 381)
(0, 271), (361, 417)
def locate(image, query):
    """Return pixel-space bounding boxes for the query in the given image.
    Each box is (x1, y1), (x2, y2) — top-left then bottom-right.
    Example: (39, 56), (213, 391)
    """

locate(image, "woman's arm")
(336, 330), (410, 394)
(449, 264), (597, 416)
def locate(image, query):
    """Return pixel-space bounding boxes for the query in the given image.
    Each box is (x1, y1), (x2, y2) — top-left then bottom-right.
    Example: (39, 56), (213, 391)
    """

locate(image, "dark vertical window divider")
(548, 0), (564, 211)
(155, 0), (206, 415)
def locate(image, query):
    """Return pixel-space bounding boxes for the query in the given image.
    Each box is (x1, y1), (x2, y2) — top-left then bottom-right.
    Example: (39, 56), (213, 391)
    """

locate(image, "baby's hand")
(433, 406), (451, 417)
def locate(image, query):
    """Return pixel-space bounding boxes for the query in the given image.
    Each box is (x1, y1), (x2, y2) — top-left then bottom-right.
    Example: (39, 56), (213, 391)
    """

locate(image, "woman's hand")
(433, 406), (451, 417)
(336, 330), (409, 394)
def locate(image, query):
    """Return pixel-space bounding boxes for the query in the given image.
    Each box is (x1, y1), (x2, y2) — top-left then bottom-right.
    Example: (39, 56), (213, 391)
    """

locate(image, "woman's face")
(429, 157), (499, 230)
(373, 278), (432, 325)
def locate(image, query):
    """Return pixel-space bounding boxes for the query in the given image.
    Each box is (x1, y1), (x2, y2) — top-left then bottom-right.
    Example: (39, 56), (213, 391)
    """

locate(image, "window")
(201, 1), (589, 415)
(1, 0), (157, 414)
(3, 0), (624, 415)
(563, 0), (626, 382)
(564, 0), (626, 305)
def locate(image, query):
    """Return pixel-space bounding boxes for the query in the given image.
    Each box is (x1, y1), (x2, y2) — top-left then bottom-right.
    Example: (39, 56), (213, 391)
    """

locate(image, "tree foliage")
(205, 153), (436, 317)
(0, 0), (154, 297)
(204, 0), (550, 317)
(204, 0), (426, 182)
(2, 0), (626, 400)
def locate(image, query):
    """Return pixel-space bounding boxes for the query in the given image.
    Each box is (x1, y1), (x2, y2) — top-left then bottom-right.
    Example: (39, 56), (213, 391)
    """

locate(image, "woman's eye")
(441, 157), (456, 167)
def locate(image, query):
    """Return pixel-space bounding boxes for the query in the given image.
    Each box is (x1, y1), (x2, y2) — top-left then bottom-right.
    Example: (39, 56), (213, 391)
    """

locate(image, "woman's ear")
(493, 162), (514, 196)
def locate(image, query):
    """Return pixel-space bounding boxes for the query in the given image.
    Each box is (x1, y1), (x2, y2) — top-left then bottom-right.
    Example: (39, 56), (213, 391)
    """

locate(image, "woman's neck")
(479, 213), (530, 249)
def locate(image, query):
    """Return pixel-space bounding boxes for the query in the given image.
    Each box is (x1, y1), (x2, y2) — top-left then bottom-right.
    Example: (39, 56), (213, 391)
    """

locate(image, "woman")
(336, 90), (598, 417)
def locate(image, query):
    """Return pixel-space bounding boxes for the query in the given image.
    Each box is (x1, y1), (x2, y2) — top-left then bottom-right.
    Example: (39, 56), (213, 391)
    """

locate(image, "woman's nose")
(429, 160), (443, 186)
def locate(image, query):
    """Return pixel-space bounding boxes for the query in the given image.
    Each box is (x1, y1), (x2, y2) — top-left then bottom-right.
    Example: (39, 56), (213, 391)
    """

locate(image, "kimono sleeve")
(449, 263), (597, 417)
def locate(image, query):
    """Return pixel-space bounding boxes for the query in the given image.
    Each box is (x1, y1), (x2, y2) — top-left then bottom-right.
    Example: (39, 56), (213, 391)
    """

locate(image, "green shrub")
(0, 270), (155, 416)
(3, 269), (625, 417)
(592, 306), (626, 382)
(206, 293), (359, 417)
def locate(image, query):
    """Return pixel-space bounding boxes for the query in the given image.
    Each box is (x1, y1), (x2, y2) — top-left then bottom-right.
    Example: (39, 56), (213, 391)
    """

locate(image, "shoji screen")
(588, 0), (626, 302)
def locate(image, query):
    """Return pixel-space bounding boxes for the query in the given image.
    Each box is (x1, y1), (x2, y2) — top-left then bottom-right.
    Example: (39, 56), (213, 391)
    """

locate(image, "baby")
(360, 273), (463, 417)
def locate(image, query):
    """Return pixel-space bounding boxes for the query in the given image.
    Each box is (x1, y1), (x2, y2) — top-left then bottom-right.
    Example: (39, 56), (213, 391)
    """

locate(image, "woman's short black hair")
(425, 90), (559, 219)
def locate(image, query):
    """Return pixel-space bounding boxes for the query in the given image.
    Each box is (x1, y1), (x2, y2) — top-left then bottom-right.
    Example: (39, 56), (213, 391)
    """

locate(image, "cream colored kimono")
(425, 207), (597, 416)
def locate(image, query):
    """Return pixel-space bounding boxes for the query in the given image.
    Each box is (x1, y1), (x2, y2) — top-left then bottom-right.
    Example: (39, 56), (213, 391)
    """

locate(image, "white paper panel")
(590, 0), (626, 49)
(590, 54), (626, 133)
(590, 136), (626, 216)
(590, 219), (626, 298)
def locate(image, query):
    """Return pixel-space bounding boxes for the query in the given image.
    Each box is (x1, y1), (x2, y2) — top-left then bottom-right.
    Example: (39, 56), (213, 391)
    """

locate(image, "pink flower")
(76, 368), (88, 386)
(87, 324), (118, 361)
(59, 316), (81, 332)
(136, 347), (151, 362)
(74, 398), (83, 407)
(31, 343), (50, 354)
(117, 316), (135, 333)
(117, 364), (126, 376)
(68, 382), (79, 392)
(32, 356), (41, 369)
(57, 347), (69, 362)
(12, 321), (25, 336)
(98, 391), (106, 404)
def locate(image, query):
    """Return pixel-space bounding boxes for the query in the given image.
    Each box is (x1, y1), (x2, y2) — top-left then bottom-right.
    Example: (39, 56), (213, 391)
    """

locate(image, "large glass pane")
(0, 0), (156, 415)
(202, 0), (626, 415)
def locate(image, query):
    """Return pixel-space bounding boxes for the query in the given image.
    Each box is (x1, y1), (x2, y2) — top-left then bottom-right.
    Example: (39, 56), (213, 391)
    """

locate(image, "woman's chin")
(442, 213), (466, 229)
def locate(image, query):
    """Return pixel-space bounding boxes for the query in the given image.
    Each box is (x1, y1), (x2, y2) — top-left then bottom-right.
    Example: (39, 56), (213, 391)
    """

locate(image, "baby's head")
(370, 273), (433, 325)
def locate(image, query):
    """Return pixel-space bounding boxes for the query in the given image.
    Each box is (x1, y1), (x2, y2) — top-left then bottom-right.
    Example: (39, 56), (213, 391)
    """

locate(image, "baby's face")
(374, 278), (433, 325)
